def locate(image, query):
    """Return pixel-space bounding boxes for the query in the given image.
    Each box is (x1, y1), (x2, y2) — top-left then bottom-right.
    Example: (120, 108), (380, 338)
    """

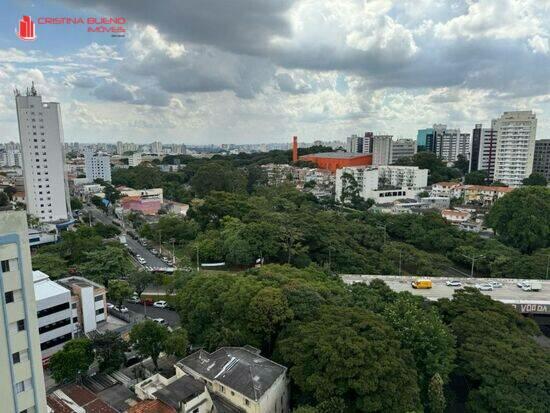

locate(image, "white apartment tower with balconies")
(84, 149), (111, 183)
(15, 85), (71, 222)
(492, 111), (537, 187)
(0, 211), (48, 413)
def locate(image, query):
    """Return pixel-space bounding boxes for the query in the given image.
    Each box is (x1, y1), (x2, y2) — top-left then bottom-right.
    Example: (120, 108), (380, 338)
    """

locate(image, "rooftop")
(461, 185), (513, 193)
(57, 276), (105, 290)
(179, 346), (286, 402)
(301, 152), (368, 159)
(47, 384), (117, 413)
(153, 375), (205, 409)
(33, 270), (70, 301)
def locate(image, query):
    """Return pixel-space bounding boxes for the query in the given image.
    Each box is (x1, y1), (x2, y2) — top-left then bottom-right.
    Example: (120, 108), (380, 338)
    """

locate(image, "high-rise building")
(493, 111), (537, 187)
(435, 128), (470, 162)
(15, 85), (71, 222)
(391, 139), (416, 163)
(84, 150), (111, 182)
(0, 211), (48, 413)
(128, 152), (142, 167)
(372, 135), (393, 166)
(469, 124), (497, 180)
(533, 139), (550, 180)
(151, 141), (163, 155)
(416, 128), (434, 152)
(116, 141), (124, 155)
(346, 134), (363, 153)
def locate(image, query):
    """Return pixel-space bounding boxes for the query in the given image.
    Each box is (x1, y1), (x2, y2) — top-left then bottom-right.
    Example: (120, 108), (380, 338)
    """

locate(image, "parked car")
(137, 257), (146, 265)
(475, 283), (493, 291)
(107, 303), (115, 310)
(446, 280), (462, 287)
(517, 280), (530, 289)
(152, 318), (167, 325)
(150, 249), (158, 255)
(127, 295), (140, 304)
(489, 281), (503, 288)
(115, 305), (129, 313)
(153, 300), (168, 308)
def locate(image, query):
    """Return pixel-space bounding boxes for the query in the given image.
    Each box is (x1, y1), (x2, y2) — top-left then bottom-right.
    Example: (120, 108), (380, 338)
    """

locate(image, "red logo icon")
(16, 16), (37, 41)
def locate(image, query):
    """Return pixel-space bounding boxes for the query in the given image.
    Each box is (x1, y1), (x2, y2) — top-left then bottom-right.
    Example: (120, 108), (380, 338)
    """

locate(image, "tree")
(190, 163), (247, 197)
(522, 172), (547, 186)
(92, 331), (128, 373)
(164, 328), (189, 358)
(70, 197), (83, 210)
(128, 270), (154, 297)
(383, 294), (455, 407)
(3, 185), (16, 200)
(49, 338), (94, 383)
(32, 252), (68, 279)
(107, 280), (133, 307)
(0, 191), (9, 207)
(427, 373), (446, 413)
(276, 306), (421, 412)
(464, 170), (488, 185)
(454, 154), (469, 175)
(129, 320), (169, 370)
(79, 245), (132, 286)
(248, 287), (293, 352)
(339, 172), (372, 210)
(486, 186), (550, 253)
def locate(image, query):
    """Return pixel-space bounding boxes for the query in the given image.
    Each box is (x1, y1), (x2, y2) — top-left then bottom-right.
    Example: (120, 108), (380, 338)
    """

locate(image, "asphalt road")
(83, 206), (172, 270)
(341, 274), (550, 304)
(124, 302), (180, 327)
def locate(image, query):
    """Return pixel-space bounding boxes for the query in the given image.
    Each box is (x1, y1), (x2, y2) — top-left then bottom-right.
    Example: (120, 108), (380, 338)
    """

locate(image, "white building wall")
(493, 111), (537, 187)
(16, 93), (70, 222)
(372, 135), (393, 166)
(85, 151), (111, 183)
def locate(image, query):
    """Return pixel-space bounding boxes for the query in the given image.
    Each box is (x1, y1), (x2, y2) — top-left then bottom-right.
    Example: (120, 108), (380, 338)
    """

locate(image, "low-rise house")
(460, 185), (513, 206)
(441, 209), (471, 223)
(430, 182), (462, 198)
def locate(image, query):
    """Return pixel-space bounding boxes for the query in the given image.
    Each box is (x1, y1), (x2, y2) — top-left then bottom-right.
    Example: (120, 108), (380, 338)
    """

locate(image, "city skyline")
(1, 0), (549, 144)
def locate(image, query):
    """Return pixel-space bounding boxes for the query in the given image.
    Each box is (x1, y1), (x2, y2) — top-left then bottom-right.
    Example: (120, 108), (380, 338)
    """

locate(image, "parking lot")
(124, 302), (180, 328)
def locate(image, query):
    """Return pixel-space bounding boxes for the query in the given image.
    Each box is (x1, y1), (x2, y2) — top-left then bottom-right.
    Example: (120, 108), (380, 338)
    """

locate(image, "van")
(411, 279), (433, 289)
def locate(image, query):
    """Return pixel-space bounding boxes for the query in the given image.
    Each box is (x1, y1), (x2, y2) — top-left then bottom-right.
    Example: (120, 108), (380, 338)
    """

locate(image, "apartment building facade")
(533, 139), (550, 180)
(492, 111), (537, 187)
(0, 211), (48, 413)
(84, 150), (112, 183)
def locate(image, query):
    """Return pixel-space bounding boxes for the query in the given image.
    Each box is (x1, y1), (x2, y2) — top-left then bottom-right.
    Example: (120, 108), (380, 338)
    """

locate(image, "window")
(245, 399), (250, 406)
(96, 308), (104, 315)
(72, 317), (78, 323)
(221, 386), (225, 393)
(5, 291), (14, 303)
(41, 332), (72, 351)
(94, 295), (103, 302)
(1, 259), (10, 272)
(38, 318), (71, 334)
(17, 319), (25, 331)
(71, 303), (77, 309)
(15, 381), (25, 394)
(12, 352), (20, 364)
(37, 302), (70, 318)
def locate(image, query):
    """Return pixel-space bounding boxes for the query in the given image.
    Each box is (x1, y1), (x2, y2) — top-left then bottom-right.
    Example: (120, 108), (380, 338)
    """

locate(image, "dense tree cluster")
(173, 265), (549, 412)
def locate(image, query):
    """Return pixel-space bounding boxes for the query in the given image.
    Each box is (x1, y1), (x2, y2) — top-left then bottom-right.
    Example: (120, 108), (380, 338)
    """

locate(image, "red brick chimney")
(292, 136), (298, 162)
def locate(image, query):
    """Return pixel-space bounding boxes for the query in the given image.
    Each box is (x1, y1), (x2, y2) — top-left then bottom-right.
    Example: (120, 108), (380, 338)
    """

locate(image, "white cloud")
(529, 35), (549, 55)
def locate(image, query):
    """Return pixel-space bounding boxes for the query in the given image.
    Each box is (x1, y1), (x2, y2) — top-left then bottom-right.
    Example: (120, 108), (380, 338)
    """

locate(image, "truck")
(527, 281), (542, 292)
(119, 235), (127, 245)
(411, 279), (433, 289)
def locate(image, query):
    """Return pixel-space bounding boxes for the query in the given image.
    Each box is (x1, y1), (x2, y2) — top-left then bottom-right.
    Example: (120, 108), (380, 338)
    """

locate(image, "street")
(83, 206), (173, 270)
(124, 302), (180, 328)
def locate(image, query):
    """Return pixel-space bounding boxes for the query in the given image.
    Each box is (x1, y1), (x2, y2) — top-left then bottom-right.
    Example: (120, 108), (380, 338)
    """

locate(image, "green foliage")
(190, 162), (247, 197)
(464, 170), (488, 185)
(92, 331), (128, 373)
(107, 279), (133, 306)
(92, 222), (121, 238)
(79, 244), (132, 287)
(486, 186), (550, 253)
(70, 197), (83, 210)
(129, 320), (170, 369)
(164, 328), (189, 358)
(32, 252), (68, 279)
(49, 338), (94, 383)
(522, 172), (547, 186)
(454, 154), (470, 175)
(3, 185), (16, 200)
(276, 306), (421, 412)
(128, 270), (154, 297)
(339, 172), (372, 210)
(0, 191), (10, 206)
(427, 373), (446, 413)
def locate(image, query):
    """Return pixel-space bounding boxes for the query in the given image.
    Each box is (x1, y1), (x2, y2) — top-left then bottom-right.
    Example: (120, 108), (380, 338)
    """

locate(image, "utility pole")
(462, 253), (485, 277)
(196, 245), (200, 272)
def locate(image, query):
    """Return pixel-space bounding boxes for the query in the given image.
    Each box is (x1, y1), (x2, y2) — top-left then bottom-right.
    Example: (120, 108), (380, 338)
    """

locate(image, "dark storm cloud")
(54, 0), (294, 55)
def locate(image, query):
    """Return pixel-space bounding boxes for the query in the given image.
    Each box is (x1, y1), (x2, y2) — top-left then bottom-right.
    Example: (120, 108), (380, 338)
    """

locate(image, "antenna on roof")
(14, 88), (20, 97)
(30, 81), (37, 96)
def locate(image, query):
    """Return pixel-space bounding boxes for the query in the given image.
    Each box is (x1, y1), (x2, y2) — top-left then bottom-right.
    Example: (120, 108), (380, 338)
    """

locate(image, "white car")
(137, 257), (146, 264)
(475, 283), (493, 291)
(127, 296), (140, 304)
(107, 303), (115, 310)
(153, 300), (168, 308)
(152, 318), (167, 325)
(446, 280), (462, 287)
(115, 305), (129, 313)
(489, 281), (503, 288)
(517, 281), (530, 289)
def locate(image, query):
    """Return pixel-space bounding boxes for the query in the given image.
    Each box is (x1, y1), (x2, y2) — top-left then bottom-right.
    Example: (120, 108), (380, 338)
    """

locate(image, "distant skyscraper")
(84, 150), (111, 182)
(469, 124), (497, 180)
(15, 85), (71, 222)
(532, 139), (550, 180)
(493, 111), (537, 187)
(0, 211), (49, 413)
(346, 134), (363, 153)
(416, 128), (434, 152)
(151, 141), (163, 155)
(391, 139), (417, 163)
(372, 135), (393, 166)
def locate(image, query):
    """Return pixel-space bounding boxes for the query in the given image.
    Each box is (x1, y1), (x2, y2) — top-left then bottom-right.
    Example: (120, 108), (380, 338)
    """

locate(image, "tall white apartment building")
(15, 86), (71, 222)
(151, 141), (163, 155)
(469, 124), (497, 180)
(128, 152), (142, 167)
(493, 111), (537, 187)
(435, 128), (470, 162)
(372, 135), (393, 166)
(391, 139), (417, 163)
(84, 150), (111, 182)
(0, 211), (48, 413)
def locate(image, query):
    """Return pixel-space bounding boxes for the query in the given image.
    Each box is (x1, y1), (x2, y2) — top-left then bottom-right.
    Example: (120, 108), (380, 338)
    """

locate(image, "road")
(341, 274), (550, 313)
(83, 206), (173, 271)
(124, 302), (180, 328)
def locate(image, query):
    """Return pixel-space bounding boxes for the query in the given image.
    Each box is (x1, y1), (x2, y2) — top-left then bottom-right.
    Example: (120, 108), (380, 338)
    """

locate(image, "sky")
(1, 0), (549, 145)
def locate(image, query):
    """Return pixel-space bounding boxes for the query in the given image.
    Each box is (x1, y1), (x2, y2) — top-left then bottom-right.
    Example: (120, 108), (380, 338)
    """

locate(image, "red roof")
(47, 384), (118, 413)
(461, 185), (512, 192)
(128, 400), (176, 413)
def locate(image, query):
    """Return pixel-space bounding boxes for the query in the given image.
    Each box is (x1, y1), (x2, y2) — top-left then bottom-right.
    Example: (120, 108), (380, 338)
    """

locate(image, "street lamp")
(461, 253), (485, 277)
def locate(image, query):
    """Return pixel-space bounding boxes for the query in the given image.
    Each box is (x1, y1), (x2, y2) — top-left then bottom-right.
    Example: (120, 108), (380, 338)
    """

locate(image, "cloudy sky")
(1, 0), (549, 144)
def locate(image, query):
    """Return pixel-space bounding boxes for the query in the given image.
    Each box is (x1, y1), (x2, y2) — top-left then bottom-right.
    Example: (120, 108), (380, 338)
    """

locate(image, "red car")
(140, 298), (154, 306)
